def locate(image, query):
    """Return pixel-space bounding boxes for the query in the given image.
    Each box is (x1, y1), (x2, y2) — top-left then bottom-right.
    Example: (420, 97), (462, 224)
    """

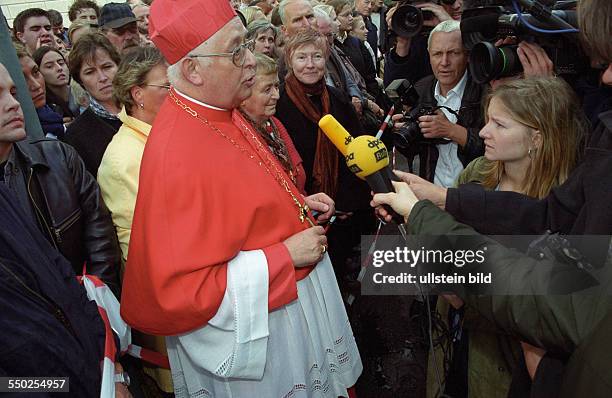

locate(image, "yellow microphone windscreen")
(345, 135), (390, 179)
(318, 114), (353, 156)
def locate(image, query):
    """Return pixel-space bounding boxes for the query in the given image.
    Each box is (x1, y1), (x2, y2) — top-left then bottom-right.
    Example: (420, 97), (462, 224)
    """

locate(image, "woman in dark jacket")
(275, 28), (373, 279)
(64, 33), (122, 177)
(330, 0), (380, 98)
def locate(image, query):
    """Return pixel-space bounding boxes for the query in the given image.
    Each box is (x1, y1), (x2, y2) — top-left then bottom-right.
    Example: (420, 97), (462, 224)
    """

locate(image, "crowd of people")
(1, 0), (611, 397)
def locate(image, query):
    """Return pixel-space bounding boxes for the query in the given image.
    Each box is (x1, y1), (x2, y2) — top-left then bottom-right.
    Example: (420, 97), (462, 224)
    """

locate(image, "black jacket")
(0, 184), (105, 397)
(408, 200), (612, 398)
(446, 110), (612, 236)
(64, 107), (122, 177)
(383, 35), (432, 88)
(12, 139), (121, 295)
(364, 15), (378, 64)
(335, 36), (380, 98)
(402, 73), (486, 182)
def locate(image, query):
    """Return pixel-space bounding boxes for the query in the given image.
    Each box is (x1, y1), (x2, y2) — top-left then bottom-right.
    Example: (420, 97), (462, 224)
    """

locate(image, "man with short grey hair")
(400, 20), (485, 187)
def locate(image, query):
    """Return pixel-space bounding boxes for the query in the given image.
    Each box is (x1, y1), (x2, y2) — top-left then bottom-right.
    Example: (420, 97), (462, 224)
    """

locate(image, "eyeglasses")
(144, 83), (171, 90)
(188, 40), (255, 67)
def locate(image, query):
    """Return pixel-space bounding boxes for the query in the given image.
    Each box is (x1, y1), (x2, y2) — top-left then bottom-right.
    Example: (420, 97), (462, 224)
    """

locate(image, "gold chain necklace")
(169, 90), (314, 226)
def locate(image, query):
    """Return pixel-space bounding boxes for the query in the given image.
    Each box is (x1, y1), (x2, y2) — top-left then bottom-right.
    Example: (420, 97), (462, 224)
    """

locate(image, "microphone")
(318, 114), (353, 155)
(318, 115), (405, 225)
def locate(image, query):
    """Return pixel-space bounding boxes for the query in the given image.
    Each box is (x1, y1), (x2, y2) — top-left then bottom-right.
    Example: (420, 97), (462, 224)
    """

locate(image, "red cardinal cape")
(120, 89), (315, 335)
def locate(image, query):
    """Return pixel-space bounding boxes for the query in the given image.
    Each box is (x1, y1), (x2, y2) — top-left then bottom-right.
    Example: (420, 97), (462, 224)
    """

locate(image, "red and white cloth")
(78, 274), (170, 397)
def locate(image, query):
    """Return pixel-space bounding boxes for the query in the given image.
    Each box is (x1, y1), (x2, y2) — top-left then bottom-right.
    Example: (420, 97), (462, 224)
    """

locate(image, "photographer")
(396, 19), (486, 188)
(383, 1), (462, 87)
(383, 2), (441, 87)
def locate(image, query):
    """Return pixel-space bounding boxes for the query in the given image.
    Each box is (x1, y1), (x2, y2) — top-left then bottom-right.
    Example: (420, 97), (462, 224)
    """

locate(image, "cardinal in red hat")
(120, 0), (362, 396)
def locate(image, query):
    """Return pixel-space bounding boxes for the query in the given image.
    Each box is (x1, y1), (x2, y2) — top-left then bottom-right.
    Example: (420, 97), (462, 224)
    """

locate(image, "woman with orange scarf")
(275, 29), (374, 282)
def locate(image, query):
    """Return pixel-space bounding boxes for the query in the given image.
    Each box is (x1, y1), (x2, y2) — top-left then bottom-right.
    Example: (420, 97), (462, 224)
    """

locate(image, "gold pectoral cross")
(298, 203), (315, 227)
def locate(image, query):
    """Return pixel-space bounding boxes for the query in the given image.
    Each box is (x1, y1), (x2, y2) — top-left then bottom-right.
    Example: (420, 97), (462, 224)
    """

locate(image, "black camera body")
(394, 106), (449, 149)
(460, 1), (587, 83)
(385, 78), (450, 149)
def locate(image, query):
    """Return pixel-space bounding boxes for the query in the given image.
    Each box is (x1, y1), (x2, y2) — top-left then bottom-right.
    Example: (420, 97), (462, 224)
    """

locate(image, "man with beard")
(99, 3), (140, 54)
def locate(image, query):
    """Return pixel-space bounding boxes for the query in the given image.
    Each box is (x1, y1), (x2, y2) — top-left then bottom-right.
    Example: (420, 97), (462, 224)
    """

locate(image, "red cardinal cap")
(149, 0), (237, 64)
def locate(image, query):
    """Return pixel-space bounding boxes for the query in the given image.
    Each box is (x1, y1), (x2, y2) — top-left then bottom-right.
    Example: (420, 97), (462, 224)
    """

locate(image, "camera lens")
(391, 4), (424, 38)
(469, 41), (523, 84)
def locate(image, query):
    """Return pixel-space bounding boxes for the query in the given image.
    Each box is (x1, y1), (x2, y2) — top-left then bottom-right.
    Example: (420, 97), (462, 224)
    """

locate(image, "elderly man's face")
(429, 30), (468, 92)
(355, 0), (372, 17)
(0, 64), (27, 145)
(103, 22), (140, 54)
(282, 0), (317, 37)
(133, 5), (150, 34)
(192, 18), (257, 109)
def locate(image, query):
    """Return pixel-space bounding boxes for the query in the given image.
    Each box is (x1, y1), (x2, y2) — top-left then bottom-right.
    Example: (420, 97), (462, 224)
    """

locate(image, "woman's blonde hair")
(480, 77), (587, 199)
(112, 46), (166, 113)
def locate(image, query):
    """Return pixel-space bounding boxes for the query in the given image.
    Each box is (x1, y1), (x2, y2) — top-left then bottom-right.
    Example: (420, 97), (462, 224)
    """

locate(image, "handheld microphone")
(318, 115), (405, 225)
(318, 114), (353, 156)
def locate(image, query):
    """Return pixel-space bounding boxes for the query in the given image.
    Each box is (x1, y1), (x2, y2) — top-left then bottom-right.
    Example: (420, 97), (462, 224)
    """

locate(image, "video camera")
(460, 0), (587, 83)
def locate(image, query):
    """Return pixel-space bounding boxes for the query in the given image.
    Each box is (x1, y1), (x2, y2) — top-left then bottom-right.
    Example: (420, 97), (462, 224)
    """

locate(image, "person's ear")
(531, 129), (543, 150)
(181, 58), (204, 86)
(16, 31), (25, 43)
(130, 85), (144, 109)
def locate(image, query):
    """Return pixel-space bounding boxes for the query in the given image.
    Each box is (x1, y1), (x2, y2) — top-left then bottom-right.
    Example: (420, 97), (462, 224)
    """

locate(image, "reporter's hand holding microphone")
(370, 171), (448, 223)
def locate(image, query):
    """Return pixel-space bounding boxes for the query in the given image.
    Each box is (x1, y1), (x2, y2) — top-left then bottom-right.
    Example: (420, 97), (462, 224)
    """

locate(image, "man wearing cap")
(99, 2), (140, 54)
(120, 0), (362, 396)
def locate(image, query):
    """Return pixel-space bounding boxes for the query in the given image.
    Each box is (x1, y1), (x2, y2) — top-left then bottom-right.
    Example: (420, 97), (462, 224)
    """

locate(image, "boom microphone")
(318, 115), (405, 225)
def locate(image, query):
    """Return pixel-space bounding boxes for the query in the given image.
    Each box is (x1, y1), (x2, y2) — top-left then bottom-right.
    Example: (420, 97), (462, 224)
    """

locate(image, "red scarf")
(284, 73), (339, 200)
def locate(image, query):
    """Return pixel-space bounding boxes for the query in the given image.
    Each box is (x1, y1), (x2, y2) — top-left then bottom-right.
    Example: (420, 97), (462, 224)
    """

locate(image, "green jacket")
(413, 200), (612, 398)
(456, 156), (494, 187)
(427, 156), (516, 398)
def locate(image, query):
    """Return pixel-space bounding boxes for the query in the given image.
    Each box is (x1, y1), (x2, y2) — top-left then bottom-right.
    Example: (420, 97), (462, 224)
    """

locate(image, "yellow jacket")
(98, 107), (149, 265)
(97, 108), (173, 393)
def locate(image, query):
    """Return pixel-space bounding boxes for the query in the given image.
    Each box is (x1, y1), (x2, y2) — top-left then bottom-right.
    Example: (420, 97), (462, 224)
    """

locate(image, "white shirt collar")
(434, 70), (468, 101)
(174, 88), (228, 111)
